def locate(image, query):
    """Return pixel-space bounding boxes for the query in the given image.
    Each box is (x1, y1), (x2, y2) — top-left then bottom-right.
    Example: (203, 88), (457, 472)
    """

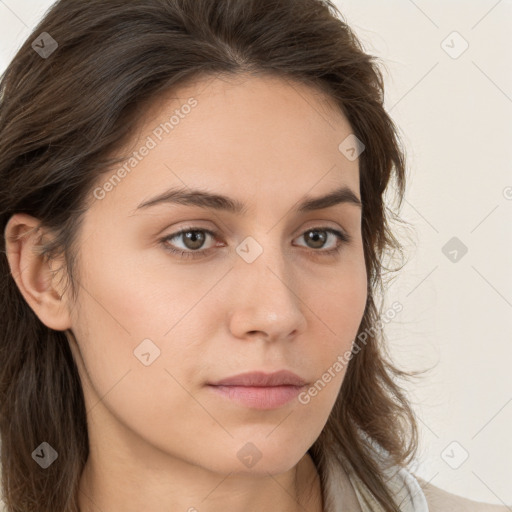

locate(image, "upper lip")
(209, 370), (307, 387)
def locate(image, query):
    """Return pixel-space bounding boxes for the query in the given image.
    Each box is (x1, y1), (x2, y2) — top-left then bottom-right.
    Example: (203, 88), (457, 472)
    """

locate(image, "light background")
(0, 0), (511, 506)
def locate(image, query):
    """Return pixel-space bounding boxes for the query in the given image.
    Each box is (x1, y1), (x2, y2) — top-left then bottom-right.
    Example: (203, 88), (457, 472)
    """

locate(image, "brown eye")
(294, 227), (350, 254)
(180, 230), (207, 250)
(160, 225), (351, 261)
(303, 229), (329, 249)
(160, 228), (219, 259)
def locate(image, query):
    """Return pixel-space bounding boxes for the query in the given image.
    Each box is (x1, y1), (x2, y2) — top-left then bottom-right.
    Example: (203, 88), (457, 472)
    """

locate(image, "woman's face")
(66, 74), (367, 476)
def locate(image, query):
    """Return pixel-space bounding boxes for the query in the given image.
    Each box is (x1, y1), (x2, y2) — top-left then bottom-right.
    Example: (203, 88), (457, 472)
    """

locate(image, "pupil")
(307, 230), (326, 248)
(185, 231), (205, 250)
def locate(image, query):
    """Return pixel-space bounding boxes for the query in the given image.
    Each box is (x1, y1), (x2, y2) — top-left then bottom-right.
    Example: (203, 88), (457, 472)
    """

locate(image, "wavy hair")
(0, 1), (425, 510)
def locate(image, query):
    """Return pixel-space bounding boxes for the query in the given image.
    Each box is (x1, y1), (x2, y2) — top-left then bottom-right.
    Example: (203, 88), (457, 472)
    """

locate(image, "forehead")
(135, 72), (356, 162)
(93, 73), (360, 218)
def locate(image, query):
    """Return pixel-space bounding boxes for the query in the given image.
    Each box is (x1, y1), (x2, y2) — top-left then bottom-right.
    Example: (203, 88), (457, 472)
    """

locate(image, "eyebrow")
(135, 184), (362, 215)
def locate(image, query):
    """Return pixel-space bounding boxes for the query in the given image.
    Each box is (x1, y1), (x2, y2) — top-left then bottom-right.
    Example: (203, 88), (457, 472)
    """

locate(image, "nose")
(227, 243), (308, 343)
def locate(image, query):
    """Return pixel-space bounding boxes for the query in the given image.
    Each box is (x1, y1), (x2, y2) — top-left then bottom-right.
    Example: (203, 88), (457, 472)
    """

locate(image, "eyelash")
(159, 226), (352, 260)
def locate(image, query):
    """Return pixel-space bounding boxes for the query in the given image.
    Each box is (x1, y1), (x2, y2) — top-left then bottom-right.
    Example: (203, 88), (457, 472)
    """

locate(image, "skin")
(5, 73), (367, 512)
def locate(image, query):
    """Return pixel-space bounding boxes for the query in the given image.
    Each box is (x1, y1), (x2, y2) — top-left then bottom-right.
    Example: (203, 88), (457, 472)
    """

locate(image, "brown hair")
(0, 0), (426, 510)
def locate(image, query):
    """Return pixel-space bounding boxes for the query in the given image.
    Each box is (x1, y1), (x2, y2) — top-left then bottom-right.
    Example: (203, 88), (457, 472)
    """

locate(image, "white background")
(0, 0), (511, 506)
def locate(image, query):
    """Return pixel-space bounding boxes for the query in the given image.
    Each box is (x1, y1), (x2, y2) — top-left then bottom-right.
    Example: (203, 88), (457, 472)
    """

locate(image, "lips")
(207, 370), (308, 410)
(209, 370), (307, 387)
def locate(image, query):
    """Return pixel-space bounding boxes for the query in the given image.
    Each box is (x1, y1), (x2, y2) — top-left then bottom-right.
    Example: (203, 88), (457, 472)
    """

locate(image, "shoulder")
(415, 476), (510, 512)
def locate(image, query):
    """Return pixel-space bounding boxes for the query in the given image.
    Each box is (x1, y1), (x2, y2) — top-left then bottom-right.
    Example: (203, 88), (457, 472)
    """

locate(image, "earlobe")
(4, 213), (72, 331)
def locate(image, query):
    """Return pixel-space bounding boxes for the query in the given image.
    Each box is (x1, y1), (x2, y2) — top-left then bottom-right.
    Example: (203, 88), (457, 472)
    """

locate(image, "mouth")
(207, 384), (307, 409)
(207, 370), (308, 410)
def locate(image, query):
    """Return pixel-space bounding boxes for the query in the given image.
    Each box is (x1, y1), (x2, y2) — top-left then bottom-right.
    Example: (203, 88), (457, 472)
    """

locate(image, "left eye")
(160, 227), (351, 260)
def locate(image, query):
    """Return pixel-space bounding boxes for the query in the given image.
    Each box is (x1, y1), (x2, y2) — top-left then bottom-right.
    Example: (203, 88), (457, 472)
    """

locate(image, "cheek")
(300, 264), (367, 398)
(308, 264), (367, 340)
(69, 237), (220, 404)
(76, 233), (200, 336)
(68, 269), (211, 455)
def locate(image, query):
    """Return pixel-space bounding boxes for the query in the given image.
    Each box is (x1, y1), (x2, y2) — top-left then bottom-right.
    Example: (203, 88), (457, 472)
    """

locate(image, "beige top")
(321, 448), (428, 511)
(320, 447), (510, 512)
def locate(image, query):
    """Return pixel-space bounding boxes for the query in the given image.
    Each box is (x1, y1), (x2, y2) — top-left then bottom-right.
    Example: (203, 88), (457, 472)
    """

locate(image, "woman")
(0, 1), (508, 511)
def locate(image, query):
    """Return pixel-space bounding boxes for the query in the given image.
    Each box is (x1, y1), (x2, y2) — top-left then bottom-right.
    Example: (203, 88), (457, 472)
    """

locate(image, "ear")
(4, 213), (73, 331)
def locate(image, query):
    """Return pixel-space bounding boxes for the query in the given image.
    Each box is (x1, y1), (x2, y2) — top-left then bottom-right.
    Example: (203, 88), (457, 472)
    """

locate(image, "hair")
(0, 0), (428, 510)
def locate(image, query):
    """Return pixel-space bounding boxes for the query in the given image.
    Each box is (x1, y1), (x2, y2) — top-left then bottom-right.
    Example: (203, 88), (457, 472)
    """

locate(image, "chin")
(230, 441), (307, 477)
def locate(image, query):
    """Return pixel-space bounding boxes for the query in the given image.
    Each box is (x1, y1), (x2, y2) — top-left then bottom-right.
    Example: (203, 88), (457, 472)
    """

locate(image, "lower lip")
(207, 384), (306, 409)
